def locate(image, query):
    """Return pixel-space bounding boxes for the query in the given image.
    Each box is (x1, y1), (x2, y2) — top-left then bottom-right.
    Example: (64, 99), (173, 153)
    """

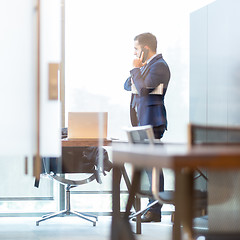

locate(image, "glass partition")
(0, 0), (61, 214)
(0, 0), (215, 219)
(0, 0), (36, 156)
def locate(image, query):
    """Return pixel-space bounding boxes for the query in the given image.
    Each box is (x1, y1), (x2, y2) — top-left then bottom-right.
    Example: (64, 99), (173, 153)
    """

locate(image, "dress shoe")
(132, 210), (161, 223)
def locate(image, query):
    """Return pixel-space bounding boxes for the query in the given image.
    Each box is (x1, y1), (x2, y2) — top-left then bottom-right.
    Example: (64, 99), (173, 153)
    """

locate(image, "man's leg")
(140, 125), (166, 222)
(140, 168), (163, 222)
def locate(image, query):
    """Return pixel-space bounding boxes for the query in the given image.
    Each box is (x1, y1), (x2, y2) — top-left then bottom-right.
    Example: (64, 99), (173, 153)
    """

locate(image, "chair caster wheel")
(93, 222), (96, 227)
(36, 222), (39, 226)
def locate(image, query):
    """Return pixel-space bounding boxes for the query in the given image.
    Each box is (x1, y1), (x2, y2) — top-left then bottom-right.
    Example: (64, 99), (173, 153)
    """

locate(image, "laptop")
(68, 112), (108, 139)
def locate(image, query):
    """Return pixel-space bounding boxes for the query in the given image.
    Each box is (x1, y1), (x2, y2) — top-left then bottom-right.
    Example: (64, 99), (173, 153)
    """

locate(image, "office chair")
(124, 125), (208, 234)
(188, 123), (240, 203)
(187, 123), (240, 238)
(188, 123), (240, 146)
(187, 123), (240, 184)
(36, 146), (112, 226)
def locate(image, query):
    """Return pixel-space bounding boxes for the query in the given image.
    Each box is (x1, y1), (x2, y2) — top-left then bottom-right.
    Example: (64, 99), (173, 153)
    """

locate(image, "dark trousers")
(146, 125), (166, 214)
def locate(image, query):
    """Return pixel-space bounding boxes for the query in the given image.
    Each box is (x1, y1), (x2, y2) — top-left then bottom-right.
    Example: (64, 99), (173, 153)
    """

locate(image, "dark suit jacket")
(124, 54), (170, 128)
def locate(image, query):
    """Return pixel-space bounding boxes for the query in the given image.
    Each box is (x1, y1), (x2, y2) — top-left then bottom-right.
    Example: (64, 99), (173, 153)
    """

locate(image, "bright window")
(65, 0), (215, 142)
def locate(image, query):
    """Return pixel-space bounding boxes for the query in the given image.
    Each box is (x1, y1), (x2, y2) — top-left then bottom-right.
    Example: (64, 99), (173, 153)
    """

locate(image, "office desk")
(62, 138), (112, 147)
(111, 143), (240, 240)
(60, 138), (112, 175)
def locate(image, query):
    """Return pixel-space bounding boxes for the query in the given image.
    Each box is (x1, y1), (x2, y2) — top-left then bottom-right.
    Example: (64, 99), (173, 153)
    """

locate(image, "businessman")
(124, 32), (171, 222)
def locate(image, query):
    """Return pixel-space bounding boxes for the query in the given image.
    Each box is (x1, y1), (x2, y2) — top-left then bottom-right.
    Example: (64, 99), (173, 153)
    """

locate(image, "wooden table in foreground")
(111, 143), (240, 240)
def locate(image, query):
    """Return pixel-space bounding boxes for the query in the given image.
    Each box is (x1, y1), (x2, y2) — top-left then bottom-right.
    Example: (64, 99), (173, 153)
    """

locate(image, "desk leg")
(111, 166), (136, 240)
(121, 166), (141, 234)
(174, 169), (194, 240)
(135, 196), (141, 234)
(124, 169), (141, 215)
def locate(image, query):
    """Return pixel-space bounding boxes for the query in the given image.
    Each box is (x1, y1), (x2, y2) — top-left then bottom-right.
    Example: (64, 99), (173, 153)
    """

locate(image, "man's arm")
(130, 62), (169, 96)
(124, 76), (132, 91)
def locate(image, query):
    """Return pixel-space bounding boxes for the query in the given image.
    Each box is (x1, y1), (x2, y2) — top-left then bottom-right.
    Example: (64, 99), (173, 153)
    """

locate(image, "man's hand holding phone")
(132, 57), (144, 68)
(132, 47), (149, 68)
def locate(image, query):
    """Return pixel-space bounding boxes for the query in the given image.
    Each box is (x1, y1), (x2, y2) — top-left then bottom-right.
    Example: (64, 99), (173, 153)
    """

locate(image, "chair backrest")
(124, 125), (155, 145)
(188, 124), (240, 205)
(188, 123), (240, 187)
(188, 123), (240, 146)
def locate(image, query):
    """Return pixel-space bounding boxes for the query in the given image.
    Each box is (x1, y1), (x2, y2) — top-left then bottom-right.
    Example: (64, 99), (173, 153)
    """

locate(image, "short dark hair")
(134, 32), (157, 52)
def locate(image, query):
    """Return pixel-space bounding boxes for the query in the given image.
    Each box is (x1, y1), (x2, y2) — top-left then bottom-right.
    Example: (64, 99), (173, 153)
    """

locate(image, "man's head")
(134, 32), (157, 59)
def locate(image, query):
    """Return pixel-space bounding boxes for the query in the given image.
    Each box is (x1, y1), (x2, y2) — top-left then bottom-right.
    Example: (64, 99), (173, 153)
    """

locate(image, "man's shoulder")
(149, 55), (169, 69)
(149, 54), (167, 65)
(152, 54), (163, 61)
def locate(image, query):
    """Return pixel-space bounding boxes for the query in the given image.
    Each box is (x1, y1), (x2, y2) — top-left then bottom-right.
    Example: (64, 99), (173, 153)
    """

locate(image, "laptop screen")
(68, 112), (108, 139)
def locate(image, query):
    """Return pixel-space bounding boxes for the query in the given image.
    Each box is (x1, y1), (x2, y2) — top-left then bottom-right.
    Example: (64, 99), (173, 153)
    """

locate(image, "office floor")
(0, 215), (208, 240)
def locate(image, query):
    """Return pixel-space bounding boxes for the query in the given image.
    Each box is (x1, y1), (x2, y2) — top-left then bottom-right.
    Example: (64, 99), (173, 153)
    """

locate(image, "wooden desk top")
(112, 142), (240, 170)
(62, 138), (112, 147)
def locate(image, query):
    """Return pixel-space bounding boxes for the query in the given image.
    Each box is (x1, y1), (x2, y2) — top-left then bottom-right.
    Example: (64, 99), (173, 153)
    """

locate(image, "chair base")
(36, 209), (98, 226)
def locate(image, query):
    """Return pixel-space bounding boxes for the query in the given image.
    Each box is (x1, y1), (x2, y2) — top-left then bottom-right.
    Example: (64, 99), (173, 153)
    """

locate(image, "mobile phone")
(140, 48), (149, 63)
